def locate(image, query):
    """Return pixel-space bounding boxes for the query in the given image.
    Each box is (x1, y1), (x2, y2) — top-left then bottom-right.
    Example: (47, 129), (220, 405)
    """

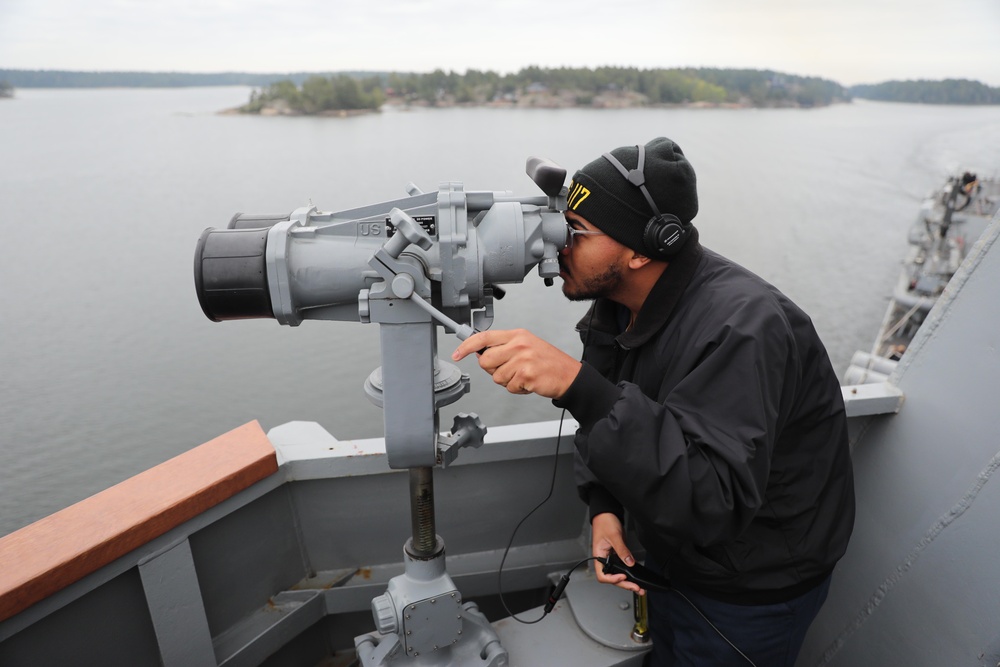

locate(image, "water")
(2, 87), (999, 537)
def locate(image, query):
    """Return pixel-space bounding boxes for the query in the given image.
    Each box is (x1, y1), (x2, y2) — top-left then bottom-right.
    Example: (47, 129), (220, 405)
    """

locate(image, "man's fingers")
(591, 512), (641, 591)
(452, 331), (495, 361)
(613, 545), (636, 568)
(452, 329), (520, 361)
(452, 328), (578, 399)
(594, 567), (641, 593)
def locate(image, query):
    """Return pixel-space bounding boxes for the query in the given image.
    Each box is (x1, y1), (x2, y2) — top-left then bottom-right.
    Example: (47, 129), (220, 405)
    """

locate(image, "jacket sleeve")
(557, 309), (795, 547)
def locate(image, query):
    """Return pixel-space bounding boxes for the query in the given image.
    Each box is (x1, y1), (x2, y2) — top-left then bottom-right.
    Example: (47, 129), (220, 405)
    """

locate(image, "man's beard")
(562, 261), (624, 302)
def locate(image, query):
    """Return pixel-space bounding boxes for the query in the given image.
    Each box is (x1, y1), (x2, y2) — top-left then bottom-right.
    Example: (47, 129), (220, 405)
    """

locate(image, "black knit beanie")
(567, 137), (698, 255)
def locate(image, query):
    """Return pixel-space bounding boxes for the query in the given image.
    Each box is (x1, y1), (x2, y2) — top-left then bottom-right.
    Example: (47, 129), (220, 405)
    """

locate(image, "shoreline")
(218, 105), (375, 117)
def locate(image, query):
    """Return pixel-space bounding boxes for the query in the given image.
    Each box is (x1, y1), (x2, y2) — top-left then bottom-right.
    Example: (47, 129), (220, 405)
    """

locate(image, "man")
(452, 137), (854, 666)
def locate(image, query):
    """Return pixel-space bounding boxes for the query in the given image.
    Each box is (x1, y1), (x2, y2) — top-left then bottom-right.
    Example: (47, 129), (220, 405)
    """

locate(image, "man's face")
(560, 211), (632, 302)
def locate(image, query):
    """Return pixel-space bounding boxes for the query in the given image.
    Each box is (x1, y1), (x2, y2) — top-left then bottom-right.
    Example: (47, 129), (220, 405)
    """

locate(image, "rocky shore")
(226, 88), (811, 117)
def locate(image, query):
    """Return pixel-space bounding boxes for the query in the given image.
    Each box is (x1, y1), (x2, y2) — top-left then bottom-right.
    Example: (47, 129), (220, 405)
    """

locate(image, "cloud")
(1, 0), (998, 86)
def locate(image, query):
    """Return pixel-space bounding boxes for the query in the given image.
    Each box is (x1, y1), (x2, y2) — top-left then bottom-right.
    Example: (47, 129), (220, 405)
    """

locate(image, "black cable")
(496, 305), (597, 623)
(495, 407), (568, 624)
(669, 589), (758, 667)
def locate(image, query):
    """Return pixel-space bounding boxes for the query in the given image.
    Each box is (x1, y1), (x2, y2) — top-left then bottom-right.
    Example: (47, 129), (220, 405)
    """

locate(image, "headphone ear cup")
(643, 214), (688, 258)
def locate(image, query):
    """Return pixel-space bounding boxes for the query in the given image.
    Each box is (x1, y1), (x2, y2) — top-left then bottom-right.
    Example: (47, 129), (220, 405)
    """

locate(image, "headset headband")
(602, 144), (666, 222)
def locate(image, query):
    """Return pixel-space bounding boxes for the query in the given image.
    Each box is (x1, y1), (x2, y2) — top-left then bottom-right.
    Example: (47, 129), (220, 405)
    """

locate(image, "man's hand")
(592, 512), (644, 595)
(452, 329), (581, 400)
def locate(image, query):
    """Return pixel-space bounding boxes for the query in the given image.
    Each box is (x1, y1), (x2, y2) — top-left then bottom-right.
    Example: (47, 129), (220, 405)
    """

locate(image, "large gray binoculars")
(194, 157), (569, 469)
(194, 157), (569, 335)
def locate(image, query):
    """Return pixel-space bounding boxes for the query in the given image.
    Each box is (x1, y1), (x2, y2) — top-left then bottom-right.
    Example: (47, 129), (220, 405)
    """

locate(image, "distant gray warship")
(844, 171), (1000, 384)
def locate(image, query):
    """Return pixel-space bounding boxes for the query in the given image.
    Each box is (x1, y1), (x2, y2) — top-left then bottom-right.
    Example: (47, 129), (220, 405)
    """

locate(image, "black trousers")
(644, 575), (831, 667)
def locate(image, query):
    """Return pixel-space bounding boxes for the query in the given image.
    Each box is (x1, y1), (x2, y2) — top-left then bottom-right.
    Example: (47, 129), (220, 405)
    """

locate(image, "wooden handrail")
(0, 421), (278, 623)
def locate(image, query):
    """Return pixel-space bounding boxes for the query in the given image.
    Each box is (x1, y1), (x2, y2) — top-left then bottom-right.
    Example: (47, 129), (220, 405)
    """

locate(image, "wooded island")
(234, 67), (850, 115)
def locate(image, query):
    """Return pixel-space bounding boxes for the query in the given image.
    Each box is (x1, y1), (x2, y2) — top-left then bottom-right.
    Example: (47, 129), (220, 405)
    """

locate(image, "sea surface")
(2, 87), (999, 536)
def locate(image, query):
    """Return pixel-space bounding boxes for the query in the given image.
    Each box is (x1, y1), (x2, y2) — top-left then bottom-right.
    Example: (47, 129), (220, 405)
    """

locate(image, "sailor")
(453, 137), (855, 666)
(961, 171), (978, 194)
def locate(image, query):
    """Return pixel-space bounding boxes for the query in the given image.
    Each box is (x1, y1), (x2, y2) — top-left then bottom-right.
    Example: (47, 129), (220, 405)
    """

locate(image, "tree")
(301, 76), (336, 113)
(850, 79), (1000, 105)
(331, 75), (365, 110)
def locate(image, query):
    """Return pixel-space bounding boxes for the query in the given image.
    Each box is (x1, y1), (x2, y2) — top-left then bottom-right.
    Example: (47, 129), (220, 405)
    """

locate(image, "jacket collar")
(578, 228), (704, 349)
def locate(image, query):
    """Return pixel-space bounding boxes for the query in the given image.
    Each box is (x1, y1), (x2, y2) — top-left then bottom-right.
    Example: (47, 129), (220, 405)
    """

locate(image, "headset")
(602, 144), (692, 259)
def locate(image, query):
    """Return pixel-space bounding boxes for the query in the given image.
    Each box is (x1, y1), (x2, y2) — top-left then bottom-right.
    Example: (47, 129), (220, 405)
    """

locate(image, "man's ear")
(628, 253), (653, 270)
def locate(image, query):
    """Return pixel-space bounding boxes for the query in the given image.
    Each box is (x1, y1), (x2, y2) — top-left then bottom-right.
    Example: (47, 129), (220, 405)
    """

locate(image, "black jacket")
(555, 240), (855, 604)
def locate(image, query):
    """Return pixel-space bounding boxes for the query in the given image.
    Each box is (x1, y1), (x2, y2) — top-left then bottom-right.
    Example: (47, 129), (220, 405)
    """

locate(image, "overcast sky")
(1, 0), (998, 87)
